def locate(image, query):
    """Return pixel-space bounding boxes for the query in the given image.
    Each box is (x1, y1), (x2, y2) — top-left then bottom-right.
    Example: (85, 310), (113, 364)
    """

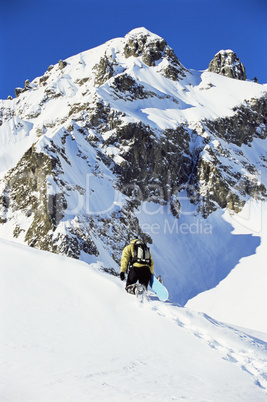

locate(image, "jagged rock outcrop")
(93, 56), (116, 87)
(124, 28), (188, 80)
(186, 93), (267, 216)
(204, 96), (267, 146)
(189, 142), (266, 217)
(208, 50), (247, 80)
(58, 59), (67, 70)
(110, 123), (194, 208)
(15, 87), (26, 98)
(124, 27), (167, 66)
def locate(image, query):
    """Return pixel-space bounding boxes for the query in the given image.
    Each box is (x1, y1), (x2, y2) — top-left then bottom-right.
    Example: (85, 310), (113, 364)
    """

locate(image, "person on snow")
(120, 239), (154, 294)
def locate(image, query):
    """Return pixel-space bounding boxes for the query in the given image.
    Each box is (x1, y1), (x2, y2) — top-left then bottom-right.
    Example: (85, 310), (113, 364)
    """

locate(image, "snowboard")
(149, 274), (169, 301)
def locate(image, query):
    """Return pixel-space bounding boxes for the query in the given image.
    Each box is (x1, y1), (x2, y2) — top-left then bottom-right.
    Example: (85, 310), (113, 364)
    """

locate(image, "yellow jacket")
(120, 239), (154, 274)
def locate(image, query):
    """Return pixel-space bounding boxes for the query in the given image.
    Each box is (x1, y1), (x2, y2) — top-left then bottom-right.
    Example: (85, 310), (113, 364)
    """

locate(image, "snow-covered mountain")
(1, 238), (267, 401)
(0, 27), (267, 331)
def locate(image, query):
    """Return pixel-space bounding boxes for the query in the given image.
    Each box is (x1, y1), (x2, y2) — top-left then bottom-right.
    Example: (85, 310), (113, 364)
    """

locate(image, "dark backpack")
(130, 240), (151, 266)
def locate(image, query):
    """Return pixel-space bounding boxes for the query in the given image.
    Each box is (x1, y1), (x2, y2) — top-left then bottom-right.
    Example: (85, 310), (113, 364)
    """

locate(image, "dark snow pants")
(126, 265), (151, 289)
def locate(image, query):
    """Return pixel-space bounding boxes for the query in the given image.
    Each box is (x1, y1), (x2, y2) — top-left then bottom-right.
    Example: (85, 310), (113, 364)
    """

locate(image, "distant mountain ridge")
(0, 27), (266, 305)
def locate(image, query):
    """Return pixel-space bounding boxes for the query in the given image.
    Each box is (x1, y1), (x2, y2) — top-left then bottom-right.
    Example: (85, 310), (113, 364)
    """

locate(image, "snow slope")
(1, 238), (267, 401)
(186, 201), (267, 334)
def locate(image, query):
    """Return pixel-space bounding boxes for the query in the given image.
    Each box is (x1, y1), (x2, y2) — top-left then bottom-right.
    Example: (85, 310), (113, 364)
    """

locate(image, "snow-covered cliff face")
(0, 27), (266, 303)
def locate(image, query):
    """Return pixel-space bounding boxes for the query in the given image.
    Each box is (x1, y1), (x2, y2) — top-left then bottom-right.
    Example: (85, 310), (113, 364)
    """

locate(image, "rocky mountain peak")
(208, 49), (247, 80)
(123, 27), (188, 80)
(124, 27), (167, 66)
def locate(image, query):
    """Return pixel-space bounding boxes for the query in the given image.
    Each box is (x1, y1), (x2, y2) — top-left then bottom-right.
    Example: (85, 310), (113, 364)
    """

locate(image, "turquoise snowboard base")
(150, 275), (169, 301)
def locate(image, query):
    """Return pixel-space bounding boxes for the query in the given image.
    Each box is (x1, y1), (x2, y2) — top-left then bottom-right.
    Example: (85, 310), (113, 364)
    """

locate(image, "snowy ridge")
(1, 238), (267, 401)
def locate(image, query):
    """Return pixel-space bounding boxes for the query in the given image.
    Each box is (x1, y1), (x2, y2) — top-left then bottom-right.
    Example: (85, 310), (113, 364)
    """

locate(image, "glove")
(120, 272), (125, 281)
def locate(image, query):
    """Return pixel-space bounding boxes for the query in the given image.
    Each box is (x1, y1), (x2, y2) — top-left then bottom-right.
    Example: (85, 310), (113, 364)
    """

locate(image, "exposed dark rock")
(59, 59), (67, 70)
(0, 143), (103, 260)
(76, 77), (90, 86)
(89, 100), (110, 128)
(24, 79), (31, 89)
(191, 154), (246, 215)
(124, 29), (167, 67)
(111, 123), (193, 214)
(15, 87), (26, 97)
(39, 75), (49, 85)
(112, 73), (156, 100)
(52, 228), (99, 259)
(124, 29), (188, 81)
(0, 145), (68, 248)
(160, 46), (188, 81)
(208, 50), (247, 80)
(93, 56), (115, 86)
(187, 96), (267, 216)
(113, 74), (136, 92)
(15, 80), (32, 97)
(0, 106), (15, 126)
(204, 94), (267, 146)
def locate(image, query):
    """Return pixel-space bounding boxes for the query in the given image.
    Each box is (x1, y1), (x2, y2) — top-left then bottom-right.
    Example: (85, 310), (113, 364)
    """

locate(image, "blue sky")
(1, 0), (266, 99)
